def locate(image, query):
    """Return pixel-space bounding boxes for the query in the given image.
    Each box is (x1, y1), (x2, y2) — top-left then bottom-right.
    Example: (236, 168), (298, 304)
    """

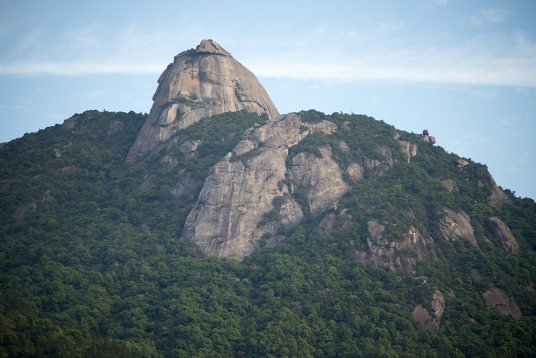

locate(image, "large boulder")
(486, 217), (519, 253)
(126, 40), (279, 165)
(483, 288), (522, 319)
(412, 288), (445, 332)
(398, 140), (417, 163)
(437, 207), (478, 247)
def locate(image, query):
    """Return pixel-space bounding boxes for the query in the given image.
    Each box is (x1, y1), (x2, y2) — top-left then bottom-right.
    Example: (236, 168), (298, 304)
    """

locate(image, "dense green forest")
(1, 109), (536, 357)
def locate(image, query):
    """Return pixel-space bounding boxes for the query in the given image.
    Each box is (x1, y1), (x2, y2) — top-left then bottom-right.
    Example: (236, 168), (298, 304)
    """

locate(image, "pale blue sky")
(1, 0), (535, 199)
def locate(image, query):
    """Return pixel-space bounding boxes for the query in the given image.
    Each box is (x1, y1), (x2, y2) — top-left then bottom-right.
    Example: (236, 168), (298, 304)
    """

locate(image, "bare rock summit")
(126, 39), (279, 165)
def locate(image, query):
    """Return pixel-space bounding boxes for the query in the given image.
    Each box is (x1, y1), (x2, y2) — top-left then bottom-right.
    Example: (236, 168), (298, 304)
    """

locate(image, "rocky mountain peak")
(126, 40), (279, 165)
(195, 39), (232, 56)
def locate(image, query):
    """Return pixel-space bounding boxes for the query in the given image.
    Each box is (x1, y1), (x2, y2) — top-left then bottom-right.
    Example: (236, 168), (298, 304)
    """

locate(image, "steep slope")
(126, 40), (279, 165)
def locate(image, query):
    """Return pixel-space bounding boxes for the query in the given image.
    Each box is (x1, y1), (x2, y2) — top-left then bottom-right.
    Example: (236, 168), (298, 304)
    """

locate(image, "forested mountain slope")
(1, 107), (536, 358)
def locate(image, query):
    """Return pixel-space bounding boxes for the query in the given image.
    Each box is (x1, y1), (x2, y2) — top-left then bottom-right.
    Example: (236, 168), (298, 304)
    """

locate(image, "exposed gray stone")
(440, 179), (459, 192)
(470, 269), (484, 281)
(291, 145), (349, 215)
(181, 113), (337, 260)
(487, 177), (513, 207)
(346, 163), (364, 183)
(180, 140), (202, 154)
(456, 159), (469, 168)
(170, 174), (198, 201)
(160, 153), (178, 171)
(398, 140), (417, 163)
(52, 148), (62, 158)
(126, 40), (279, 165)
(107, 120), (125, 135)
(486, 217), (519, 253)
(437, 207), (478, 247)
(349, 222), (434, 275)
(412, 288), (444, 332)
(483, 287), (522, 319)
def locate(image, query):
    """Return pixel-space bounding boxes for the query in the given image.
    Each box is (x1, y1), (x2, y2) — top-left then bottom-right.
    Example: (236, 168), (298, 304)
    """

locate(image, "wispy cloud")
(468, 8), (512, 26)
(1, 14), (535, 87)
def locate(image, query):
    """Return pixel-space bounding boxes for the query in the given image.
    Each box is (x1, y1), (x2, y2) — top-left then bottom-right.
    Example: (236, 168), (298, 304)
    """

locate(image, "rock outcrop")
(348, 220), (434, 275)
(61, 110), (102, 130)
(437, 207), (478, 247)
(416, 130), (436, 145)
(290, 145), (349, 214)
(483, 288), (522, 319)
(311, 210), (353, 238)
(487, 177), (512, 207)
(439, 179), (459, 193)
(52, 148), (62, 158)
(107, 120), (125, 135)
(486, 217), (519, 253)
(412, 288), (445, 332)
(180, 113), (337, 260)
(346, 163), (364, 182)
(398, 140), (417, 163)
(126, 40), (279, 165)
(364, 145), (393, 178)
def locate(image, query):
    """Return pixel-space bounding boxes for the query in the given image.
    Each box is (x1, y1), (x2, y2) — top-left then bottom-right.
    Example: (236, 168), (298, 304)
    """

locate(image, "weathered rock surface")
(487, 177), (512, 207)
(180, 140), (202, 154)
(437, 207), (478, 247)
(398, 140), (417, 163)
(348, 220), (434, 275)
(412, 288), (445, 332)
(455, 159), (469, 168)
(170, 174), (198, 203)
(430, 288), (446, 320)
(346, 163), (364, 182)
(486, 217), (519, 253)
(483, 287), (522, 319)
(126, 40), (279, 165)
(180, 113), (337, 260)
(470, 269), (484, 281)
(364, 145), (393, 179)
(290, 145), (349, 214)
(312, 210), (353, 238)
(107, 120), (125, 135)
(160, 154), (178, 170)
(439, 179), (459, 193)
(61, 110), (102, 130)
(52, 148), (62, 158)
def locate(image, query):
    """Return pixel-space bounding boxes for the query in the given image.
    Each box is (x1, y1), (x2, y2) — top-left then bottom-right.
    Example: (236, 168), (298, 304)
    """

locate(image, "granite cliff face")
(437, 207), (478, 247)
(486, 217), (519, 253)
(348, 219), (435, 275)
(126, 40), (279, 165)
(180, 113), (338, 260)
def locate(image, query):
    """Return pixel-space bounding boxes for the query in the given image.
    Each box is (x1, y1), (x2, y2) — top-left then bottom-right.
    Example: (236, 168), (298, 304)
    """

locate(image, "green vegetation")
(0, 109), (535, 357)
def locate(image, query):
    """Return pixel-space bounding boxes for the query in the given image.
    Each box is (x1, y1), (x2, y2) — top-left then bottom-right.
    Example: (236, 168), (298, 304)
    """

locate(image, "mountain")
(1, 40), (536, 358)
(126, 39), (279, 166)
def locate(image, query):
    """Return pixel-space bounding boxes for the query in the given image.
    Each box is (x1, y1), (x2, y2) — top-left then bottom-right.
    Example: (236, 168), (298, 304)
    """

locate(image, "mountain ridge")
(0, 40), (535, 357)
